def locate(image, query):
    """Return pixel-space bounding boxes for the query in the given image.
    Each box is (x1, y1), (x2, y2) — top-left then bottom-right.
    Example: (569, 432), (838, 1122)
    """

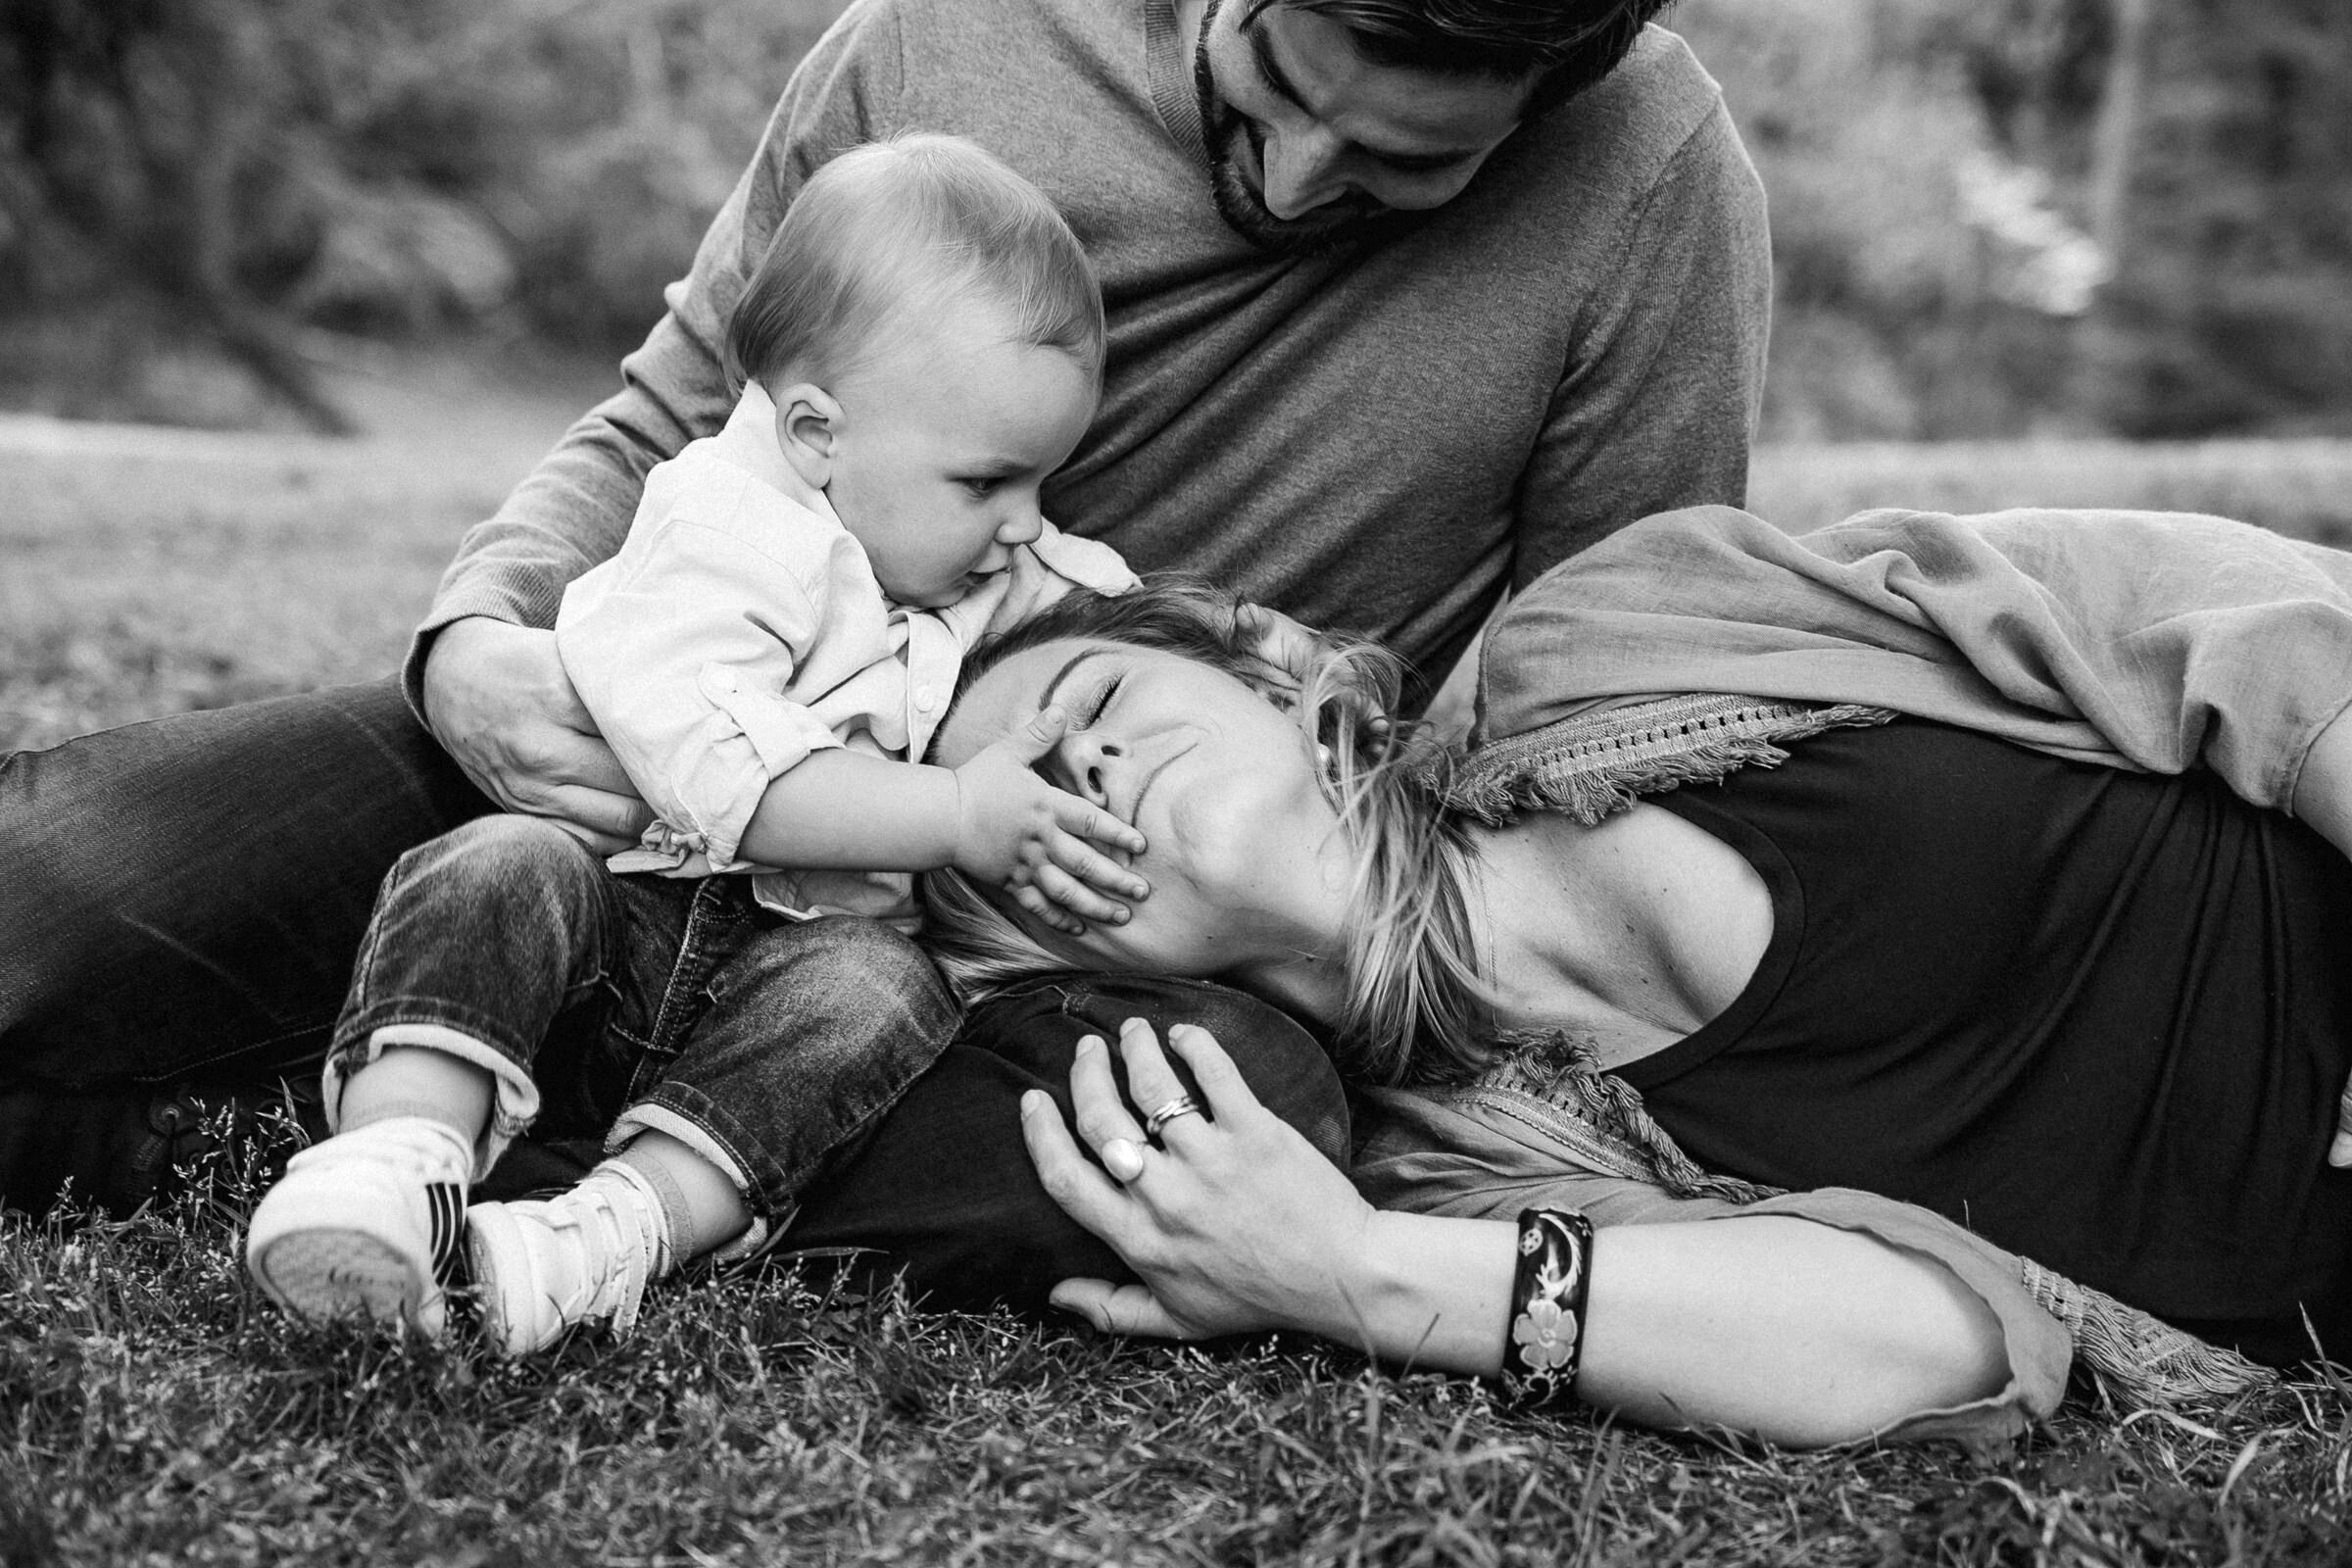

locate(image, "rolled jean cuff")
(323, 1024), (543, 1182)
(606, 1104), (781, 1264)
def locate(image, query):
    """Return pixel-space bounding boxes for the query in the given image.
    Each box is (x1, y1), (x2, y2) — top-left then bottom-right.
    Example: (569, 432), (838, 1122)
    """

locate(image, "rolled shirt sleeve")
(557, 506), (854, 875)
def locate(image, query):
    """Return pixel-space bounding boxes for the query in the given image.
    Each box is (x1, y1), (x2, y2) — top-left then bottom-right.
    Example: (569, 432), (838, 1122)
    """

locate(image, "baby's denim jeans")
(328, 812), (958, 1221)
(1, 678), (1349, 1313)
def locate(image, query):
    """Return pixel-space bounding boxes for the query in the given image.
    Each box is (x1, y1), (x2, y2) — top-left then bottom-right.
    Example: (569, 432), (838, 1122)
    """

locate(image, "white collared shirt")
(556, 383), (1135, 923)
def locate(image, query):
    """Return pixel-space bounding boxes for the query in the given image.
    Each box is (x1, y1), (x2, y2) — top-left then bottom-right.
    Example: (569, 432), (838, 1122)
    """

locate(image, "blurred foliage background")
(2, 0), (2347, 441)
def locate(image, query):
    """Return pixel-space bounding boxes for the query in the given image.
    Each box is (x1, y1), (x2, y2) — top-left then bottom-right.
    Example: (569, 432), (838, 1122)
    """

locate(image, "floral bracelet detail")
(1500, 1208), (1595, 1405)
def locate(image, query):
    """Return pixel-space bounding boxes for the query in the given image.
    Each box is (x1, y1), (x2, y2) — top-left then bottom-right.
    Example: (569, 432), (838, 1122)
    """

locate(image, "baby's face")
(820, 310), (1098, 609)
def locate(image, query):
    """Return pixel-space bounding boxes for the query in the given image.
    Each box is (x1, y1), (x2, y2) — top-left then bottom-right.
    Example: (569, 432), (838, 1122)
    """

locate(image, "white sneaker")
(466, 1160), (671, 1356)
(244, 1116), (471, 1339)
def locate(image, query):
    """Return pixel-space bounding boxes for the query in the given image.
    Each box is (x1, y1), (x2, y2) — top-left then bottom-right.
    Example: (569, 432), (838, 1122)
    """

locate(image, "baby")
(244, 133), (1146, 1351)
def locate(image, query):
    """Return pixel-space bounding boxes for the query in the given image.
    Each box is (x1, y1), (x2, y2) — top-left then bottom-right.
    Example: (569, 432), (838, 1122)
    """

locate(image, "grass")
(6, 405), (2352, 1564)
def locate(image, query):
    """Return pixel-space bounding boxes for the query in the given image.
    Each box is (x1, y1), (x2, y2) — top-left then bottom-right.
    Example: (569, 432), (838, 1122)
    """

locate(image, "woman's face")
(932, 637), (1352, 978)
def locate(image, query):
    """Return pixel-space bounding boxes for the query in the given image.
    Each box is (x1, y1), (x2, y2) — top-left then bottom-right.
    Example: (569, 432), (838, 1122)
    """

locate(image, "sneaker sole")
(252, 1229), (438, 1335)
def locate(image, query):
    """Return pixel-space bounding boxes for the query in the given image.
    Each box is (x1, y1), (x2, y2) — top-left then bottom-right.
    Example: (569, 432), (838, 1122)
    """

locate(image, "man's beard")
(1191, 0), (1421, 255)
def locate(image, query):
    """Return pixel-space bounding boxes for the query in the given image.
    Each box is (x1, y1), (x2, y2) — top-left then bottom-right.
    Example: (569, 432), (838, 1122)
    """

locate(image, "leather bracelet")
(1500, 1207), (1595, 1405)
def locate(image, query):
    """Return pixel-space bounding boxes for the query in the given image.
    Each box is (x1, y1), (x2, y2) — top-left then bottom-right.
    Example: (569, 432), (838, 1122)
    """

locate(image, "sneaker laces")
(551, 1167), (667, 1336)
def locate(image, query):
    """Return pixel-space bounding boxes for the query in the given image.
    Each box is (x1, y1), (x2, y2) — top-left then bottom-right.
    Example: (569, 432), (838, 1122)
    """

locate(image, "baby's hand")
(951, 707), (1148, 934)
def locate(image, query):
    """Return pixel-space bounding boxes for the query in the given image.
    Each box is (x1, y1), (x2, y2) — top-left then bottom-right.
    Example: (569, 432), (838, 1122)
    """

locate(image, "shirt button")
(914, 685), (937, 711)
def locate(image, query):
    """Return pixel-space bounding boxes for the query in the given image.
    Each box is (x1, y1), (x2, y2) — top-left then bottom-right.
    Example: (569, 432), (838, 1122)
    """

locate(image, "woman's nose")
(1261, 125), (1348, 219)
(1055, 730), (1122, 806)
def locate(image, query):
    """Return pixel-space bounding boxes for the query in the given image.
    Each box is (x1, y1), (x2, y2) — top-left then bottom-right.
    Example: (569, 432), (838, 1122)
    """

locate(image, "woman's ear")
(772, 382), (844, 488)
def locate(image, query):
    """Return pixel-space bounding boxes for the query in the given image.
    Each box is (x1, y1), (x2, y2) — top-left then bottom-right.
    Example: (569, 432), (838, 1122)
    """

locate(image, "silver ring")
(1144, 1095), (1202, 1139)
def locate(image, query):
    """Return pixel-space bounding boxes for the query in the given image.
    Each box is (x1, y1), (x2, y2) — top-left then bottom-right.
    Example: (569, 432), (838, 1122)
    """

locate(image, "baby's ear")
(772, 382), (843, 486)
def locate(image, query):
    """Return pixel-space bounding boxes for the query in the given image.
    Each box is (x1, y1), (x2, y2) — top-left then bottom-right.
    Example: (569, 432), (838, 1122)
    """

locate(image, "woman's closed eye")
(1028, 670), (1123, 785)
(1074, 673), (1121, 729)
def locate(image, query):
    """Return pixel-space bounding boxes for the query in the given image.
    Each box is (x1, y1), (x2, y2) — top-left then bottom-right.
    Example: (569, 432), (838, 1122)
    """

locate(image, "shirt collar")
(712, 381), (831, 515)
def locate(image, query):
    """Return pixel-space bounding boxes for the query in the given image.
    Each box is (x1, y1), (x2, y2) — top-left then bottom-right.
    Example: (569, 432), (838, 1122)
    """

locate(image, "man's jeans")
(0, 679), (1348, 1309)
(332, 813), (957, 1219)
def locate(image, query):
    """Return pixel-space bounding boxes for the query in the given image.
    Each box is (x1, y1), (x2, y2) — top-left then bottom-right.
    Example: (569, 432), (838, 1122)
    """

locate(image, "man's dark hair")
(1274, 0), (1675, 115)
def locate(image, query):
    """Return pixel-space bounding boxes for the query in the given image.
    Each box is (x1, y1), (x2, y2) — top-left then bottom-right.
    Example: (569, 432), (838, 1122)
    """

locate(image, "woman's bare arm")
(1025, 1019), (2010, 1449)
(2290, 702), (2352, 859)
(2289, 703), (2352, 1164)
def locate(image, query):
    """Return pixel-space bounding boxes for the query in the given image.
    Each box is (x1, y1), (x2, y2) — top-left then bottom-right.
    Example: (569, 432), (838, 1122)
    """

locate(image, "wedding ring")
(1144, 1094), (1202, 1139)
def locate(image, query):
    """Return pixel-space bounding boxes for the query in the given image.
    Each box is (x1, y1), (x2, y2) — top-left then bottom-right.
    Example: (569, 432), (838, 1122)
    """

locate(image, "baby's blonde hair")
(724, 132), (1104, 393)
(920, 580), (1494, 1087)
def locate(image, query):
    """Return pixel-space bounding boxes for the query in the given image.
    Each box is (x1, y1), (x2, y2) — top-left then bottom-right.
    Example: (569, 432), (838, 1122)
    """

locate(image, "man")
(0, 0), (1766, 1294)
(421, 0), (1765, 853)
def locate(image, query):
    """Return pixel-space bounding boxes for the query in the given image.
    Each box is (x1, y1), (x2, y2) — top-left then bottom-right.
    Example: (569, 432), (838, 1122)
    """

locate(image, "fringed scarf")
(1440, 694), (2278, 1412)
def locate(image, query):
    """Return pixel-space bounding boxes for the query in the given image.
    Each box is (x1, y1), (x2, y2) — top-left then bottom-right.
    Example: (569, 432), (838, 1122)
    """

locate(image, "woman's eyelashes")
(1073, 672), (1121, 729)
(1030, 670), (1123, 786)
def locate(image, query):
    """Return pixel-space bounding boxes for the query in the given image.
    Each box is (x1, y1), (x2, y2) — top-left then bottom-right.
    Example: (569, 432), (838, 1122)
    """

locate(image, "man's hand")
(952, 706), (1148, 934)
(419, 617), (654, 853)
(1234, 601), (1391, 737)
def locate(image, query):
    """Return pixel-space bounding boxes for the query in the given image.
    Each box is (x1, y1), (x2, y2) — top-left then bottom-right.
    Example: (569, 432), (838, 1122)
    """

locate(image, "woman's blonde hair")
(920, 580), (1494, 1086)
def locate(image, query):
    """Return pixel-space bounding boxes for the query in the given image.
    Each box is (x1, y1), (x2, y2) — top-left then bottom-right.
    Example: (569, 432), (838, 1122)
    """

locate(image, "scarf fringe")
(1448, 696), (1900, 826)
(1470, 1031), (2277, 1413)
(2018, 1257), (2275, 1407)
(1473, 1029), (1776, 1204)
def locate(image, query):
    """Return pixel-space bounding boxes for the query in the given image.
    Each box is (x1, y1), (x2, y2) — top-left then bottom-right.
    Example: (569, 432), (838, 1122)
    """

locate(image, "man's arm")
(405, 1), (907, 829)
(1508, 100), (1771, 590)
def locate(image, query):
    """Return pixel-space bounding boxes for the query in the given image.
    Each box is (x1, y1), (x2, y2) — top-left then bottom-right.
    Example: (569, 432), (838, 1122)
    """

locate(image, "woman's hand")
(1019, 1017), (1379, 1342)
(1022, 1021), (2015, 1446)
(420, 617), (654, 853)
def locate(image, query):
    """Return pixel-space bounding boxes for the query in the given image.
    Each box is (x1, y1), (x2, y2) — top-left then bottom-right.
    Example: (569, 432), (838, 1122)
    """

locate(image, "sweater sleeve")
(1480, 505), (2352, 813)
(1506, 103), (1771, 591)
(401, 0), (909, 717)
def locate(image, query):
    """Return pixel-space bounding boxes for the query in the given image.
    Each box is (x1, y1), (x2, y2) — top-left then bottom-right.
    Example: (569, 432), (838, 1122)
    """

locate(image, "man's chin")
(1206, 163), (1417, 255)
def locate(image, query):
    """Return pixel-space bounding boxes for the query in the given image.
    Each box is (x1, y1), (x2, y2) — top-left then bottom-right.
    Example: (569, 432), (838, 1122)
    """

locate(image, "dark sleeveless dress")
(1619, 717), (2352, 1366)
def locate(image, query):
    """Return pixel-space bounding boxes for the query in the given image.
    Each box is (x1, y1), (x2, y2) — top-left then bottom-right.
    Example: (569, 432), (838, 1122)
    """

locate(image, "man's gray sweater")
(412, 0), (1769, 698)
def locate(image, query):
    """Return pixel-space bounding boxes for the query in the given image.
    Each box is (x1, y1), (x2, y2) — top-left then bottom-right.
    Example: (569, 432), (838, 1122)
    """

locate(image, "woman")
(915, 502), (2352, 1451)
